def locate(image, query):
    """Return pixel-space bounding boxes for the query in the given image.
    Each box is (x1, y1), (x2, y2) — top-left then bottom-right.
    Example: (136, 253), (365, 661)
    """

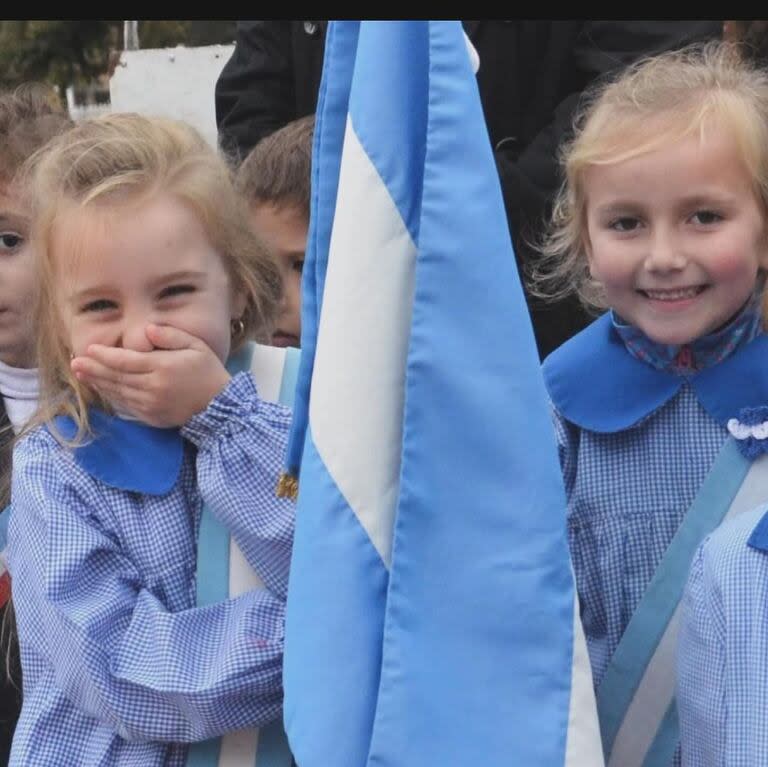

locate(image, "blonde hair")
(532, 42), (768, 311)
(27, 112), (281, 439)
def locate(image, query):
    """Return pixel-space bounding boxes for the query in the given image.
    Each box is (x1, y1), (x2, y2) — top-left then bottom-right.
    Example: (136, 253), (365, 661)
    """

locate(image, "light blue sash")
(597, 438), (765, 767)
(187, 342), (300, 767)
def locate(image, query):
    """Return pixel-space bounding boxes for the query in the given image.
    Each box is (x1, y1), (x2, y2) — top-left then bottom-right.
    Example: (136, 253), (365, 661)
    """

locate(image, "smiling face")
(0, 182), (38, 368)
(584, 125), (768, 346)
(53, 192), (246, 363)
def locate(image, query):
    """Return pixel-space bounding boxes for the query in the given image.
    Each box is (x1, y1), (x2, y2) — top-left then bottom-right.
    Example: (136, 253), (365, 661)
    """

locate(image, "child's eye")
(82, 299), (117, 313)
(159, 284), (195, 299)
(0, 232), (23, 252)
(690, 210), (722, 225)
(291, 258), (305, 274)
(609, 217), (641, 233)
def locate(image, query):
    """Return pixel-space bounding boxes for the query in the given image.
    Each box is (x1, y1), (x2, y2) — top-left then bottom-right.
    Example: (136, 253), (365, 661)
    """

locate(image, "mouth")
(272, 331), (300, 349)
(638, 285), (708, 301)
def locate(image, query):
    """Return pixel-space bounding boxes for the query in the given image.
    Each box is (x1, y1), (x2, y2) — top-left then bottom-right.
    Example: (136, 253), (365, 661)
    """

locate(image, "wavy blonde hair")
(26, 113), (281, 440)
(531, 42), (768, 312)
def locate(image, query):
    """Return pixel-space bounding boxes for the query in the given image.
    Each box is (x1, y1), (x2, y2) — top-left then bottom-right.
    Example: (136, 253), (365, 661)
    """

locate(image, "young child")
(0, 85), (71, 766)
(537, 43), (768, 766)
(236, 115), (313, 349)
(6, 113), (293, 766)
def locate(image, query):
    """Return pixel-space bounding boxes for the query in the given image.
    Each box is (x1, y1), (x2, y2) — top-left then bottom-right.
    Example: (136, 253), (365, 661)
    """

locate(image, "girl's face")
(0, 182), (38, 368)
(54, 192), (246, 364)
(583, 126), (768, 346)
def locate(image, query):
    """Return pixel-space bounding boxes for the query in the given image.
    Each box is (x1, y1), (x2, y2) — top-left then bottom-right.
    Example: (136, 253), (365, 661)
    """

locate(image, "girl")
(6, 113), (293, 766)
(0, 85), (71, 765)
(537, 43), (768, 767)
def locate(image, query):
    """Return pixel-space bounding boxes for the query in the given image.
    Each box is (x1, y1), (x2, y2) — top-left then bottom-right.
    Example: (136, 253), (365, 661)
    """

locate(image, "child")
(236, 115), (313, 349)
(0, 85), (71, 766)
(6, 113), (293, 766)
(537, 43), (768, 766)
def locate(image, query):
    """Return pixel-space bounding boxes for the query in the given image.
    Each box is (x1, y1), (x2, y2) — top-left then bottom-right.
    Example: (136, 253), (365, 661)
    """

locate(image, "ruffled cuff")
(181, 371), (289, 448)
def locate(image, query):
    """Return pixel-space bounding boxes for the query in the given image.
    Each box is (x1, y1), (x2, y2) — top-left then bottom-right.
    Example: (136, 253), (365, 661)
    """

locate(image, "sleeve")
(181, 372), (294, 600)
(215, 20), (297, 162)
(677, 543), (727, 767)
(550, 402), (578, 502)
(7, 432), (285, 743)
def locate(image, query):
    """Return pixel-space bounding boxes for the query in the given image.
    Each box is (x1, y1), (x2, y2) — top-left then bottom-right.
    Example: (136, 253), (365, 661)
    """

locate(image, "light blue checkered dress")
(677, 505), (768, 766)
(552, 308), (761, 767)
(6, 373), (294, 766)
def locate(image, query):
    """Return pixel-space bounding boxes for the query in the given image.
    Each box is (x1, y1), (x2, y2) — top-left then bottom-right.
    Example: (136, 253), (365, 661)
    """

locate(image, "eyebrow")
(594, 192), (738, 215)
(148, 270), (208, 290)
(0, 212), (30, 229)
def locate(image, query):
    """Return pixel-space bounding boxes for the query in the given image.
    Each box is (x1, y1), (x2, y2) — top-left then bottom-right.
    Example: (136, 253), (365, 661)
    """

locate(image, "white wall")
(109, 44), (234, 148)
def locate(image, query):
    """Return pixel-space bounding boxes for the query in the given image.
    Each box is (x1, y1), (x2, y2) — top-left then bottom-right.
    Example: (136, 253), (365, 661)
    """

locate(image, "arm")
(215, 20), (299, 162)
(677, 544), (726, 767)
(8, 431), (285, 743)
(182, 372), (294, 600)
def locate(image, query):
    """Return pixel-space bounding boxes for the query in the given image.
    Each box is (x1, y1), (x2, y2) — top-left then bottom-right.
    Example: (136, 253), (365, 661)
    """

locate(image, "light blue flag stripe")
(361, 22), (574, 765)
(285, 429), (388, 766)
(284, 20), (601, 767)
(284, 21), (360, 477)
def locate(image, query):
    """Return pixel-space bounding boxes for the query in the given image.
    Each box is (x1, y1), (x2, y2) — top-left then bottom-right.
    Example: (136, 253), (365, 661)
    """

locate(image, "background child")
(236, 115), (313, 349)
(536, 43), (768, 766)
(6, 113), (293, 766)
(0, 84), (71, 766)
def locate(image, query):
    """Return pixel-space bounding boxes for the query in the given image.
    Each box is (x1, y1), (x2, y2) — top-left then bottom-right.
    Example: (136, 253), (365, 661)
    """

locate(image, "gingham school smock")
(6, 372), (294, 766)
(545, 306), (764, 767)
(677, 504), (768, 767)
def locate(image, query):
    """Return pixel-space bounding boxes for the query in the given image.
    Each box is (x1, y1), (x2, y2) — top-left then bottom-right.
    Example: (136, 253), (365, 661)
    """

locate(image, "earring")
(231, 317), (246, 339)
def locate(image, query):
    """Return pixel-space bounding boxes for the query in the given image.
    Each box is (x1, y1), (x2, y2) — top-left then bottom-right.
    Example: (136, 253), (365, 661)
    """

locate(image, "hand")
(70, 324), (232, 428)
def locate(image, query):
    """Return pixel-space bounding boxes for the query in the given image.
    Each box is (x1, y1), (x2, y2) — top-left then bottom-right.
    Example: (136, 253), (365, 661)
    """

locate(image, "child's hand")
(70, 324), (232, 428)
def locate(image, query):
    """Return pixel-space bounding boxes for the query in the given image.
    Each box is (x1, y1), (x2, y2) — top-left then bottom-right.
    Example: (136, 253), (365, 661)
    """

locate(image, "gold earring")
(231, 317), (246, 339)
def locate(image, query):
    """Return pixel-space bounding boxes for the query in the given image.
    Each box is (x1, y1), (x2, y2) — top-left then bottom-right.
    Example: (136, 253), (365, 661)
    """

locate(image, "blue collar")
(543, 313), (768, 433)
(51, 410), (183, 495)
(748, 509), (768, 553)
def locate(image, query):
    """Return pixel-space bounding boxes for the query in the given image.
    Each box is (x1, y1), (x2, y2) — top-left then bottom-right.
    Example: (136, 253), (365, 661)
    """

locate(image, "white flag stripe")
(225, 346), (291, 600)
(566, 595), (606, 766)
(310, 116), (417, 568)
(219, 728), (261, 767)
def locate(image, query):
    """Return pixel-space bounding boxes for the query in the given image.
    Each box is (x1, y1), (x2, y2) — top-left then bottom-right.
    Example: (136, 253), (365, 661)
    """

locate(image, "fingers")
(145, 323), (201, 352)
(78, 345), (155, 374)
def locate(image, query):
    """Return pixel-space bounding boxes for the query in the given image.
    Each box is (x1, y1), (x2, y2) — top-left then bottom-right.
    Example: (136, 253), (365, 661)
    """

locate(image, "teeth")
(644, 287), (702, 301)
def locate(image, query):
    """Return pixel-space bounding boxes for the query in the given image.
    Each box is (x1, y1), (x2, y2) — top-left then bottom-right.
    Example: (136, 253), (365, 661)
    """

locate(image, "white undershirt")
(0, 359), (40, 433)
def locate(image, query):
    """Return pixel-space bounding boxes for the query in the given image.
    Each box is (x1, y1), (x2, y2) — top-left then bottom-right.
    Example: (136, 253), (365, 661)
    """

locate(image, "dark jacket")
(0, 400), (20, 767)
(216, 20), (721, 356)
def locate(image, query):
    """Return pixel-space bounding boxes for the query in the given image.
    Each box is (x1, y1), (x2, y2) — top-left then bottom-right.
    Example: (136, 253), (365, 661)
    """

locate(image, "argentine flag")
(282, 20), (603, 766)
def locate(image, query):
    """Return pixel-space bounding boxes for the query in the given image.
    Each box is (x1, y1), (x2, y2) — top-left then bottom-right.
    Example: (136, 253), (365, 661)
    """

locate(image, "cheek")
(705, 248), (762, 285)
(66, 317), (110, 356)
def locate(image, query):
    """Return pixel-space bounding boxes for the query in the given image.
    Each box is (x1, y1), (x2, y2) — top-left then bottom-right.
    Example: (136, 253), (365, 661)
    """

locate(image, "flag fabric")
(282, 20), (603, 767)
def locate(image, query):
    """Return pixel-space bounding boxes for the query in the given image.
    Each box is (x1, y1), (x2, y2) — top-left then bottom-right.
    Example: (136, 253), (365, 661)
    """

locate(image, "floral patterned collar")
(611, 300), (761, 375)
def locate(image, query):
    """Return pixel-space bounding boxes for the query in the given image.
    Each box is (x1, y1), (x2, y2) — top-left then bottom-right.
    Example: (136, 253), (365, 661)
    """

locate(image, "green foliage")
(0, 20), (236, 91)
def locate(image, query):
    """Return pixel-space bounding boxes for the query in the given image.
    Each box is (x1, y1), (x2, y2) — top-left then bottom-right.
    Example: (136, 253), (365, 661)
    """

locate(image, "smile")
(639, 286), (707, 301)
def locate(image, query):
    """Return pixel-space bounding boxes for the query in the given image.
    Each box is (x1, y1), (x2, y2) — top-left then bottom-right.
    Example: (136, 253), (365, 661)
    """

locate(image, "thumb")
(145, 323), (202, 352)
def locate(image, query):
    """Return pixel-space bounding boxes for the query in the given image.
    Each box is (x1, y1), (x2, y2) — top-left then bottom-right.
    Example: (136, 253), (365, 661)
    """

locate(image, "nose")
(116, 312), (155, 352)
(644, 228), (687, 273)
